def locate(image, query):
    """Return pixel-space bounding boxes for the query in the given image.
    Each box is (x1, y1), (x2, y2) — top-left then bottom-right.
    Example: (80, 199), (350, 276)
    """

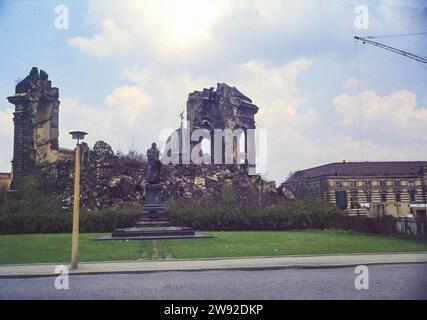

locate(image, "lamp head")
(69, 131), (87, 143)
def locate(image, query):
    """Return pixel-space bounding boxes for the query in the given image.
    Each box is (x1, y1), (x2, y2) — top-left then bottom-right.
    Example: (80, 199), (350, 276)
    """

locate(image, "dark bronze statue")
(146, 142), (162, 184)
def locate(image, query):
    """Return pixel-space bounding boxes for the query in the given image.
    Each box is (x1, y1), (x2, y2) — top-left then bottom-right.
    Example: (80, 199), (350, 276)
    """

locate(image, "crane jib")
(354, 36), (427, 64)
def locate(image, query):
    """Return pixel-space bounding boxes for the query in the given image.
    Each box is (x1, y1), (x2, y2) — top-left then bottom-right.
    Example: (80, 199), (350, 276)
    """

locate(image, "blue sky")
(0, 0), (426, 183)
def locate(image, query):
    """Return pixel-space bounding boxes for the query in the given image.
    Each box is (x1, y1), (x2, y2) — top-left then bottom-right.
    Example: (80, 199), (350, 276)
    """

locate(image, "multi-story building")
(283, 161), (427, 218)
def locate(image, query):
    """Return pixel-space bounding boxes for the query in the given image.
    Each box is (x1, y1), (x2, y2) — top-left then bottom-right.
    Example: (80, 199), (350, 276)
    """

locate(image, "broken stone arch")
(233, 125), (248, 165)
(199, 118), (215, 163)
(194, 123), (249, 165)
(186, 83), (259, 167)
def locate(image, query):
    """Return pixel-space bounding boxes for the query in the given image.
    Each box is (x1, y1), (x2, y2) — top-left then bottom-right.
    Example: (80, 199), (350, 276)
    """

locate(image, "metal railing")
(333, 216), (427, 238)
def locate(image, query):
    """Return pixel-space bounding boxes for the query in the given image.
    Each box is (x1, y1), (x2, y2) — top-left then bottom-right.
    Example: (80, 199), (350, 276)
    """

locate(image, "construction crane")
(354, 36), (427, 64)
(352, 33), (426, 162)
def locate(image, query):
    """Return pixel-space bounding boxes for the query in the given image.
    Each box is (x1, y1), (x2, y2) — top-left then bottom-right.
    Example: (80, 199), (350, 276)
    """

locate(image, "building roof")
(287, 161), (427, 182)
(0, 172), (11, 178)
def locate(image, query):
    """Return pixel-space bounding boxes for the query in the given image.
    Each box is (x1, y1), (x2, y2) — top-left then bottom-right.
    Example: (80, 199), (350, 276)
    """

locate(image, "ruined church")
(2, 68), (277, 208)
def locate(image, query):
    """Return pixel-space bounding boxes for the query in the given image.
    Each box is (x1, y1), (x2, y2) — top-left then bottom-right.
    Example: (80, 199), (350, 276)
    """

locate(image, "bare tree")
(117, 142), (147, 163)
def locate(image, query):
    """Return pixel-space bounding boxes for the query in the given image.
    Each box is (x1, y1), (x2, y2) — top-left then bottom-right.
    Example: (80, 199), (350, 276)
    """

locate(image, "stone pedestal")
(98, 184), (212, 241)
(141, 184), (166, 220)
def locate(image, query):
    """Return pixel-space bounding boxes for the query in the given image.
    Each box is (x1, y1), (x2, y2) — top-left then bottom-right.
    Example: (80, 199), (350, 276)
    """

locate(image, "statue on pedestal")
(106, 142), (212, 240)
(146, 142), (162, 185)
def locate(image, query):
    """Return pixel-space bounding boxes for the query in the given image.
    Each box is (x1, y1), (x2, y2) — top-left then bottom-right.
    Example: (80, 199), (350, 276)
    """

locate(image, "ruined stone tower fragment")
(186, 83), (258, 168)
(7, 67), (60, 184)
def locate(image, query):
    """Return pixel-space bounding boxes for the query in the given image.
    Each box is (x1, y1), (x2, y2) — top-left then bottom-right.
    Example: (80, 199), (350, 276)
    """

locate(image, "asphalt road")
(1, 264), (426, 299)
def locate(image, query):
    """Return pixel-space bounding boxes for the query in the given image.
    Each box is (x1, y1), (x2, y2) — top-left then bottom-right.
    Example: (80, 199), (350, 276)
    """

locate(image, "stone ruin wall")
(7, 67), (73, 187)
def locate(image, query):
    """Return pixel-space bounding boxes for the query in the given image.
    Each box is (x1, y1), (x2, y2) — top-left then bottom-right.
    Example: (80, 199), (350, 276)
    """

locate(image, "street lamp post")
(69, 131), (87, 270)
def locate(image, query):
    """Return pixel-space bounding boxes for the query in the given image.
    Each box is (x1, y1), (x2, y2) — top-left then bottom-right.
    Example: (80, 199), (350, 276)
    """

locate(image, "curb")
(1, 254), (427, 278)
(2, 261), (427, 279)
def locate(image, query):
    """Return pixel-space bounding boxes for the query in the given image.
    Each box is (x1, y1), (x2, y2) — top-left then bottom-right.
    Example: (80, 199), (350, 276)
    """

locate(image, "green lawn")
(1, 230), (427, 265)
(0, 233), (141, 265)
(158, 230), (427, 259)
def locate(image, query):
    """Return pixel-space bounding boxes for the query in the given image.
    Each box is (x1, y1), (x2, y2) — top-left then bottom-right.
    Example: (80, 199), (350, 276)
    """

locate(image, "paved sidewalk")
(1, 253), (426, 278)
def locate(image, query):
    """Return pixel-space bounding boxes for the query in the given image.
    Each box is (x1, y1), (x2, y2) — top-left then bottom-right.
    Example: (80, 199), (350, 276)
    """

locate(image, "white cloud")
(69, 19), (132, 57)
(59, 67), (211, 154)
(0, 108), (13, 173)
(60, 98), (118, 150)
(60, 89), (155, 153)
(225, 61), (427, 181)
(269, 131), (427, 181)
(67, 0), (427, 74)
(334, 89), (427, 141)
(0, 108), (13, 139)
(120, 65), (211, 113)
(69, 0), (232, 60)
(67, 0), (362, 67)
(219, 58), (319, 181)
(229, 59), (315, 124)
(105, 85), (151, 125)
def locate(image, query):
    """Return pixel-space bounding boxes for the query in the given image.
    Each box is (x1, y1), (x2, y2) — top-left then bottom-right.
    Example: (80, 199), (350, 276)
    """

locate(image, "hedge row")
(0, 207), (140, 234)
(0, 200), (344, 234)
(0, 173), (346, 234)
(165, 199), (344, 231)
(1, 172), (344, 234)
(0, 173), (140, 234)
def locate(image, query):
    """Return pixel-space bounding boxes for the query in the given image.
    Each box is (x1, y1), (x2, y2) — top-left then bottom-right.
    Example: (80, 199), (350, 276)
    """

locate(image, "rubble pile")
(43, 141), (279, 210)
(162, 164), (278, 204)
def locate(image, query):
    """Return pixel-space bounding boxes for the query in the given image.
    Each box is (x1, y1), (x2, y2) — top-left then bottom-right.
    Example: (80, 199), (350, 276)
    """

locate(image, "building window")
(408, 180), (415, 187)
(381, 193), (387, 202)
(379, 180), (386, 188)
(335, 181), (342, 188)
(350, 181), (356, 188)
(366, 193), (372, 202)
(394, 181), (401, 187)
(350, 190), (359, 208)
(364, 180), (371, 188)
(395, 193), (401, 202)
(410, 191), (416, 202)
